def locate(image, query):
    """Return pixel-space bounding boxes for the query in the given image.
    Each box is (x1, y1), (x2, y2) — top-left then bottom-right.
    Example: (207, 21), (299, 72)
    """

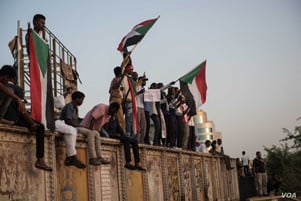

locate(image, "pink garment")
(80, 104), (111, 131)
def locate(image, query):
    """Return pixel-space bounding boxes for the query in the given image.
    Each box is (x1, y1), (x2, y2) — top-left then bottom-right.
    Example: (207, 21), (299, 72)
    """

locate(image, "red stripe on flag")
(195, 62), (207, 104)
(117, 36), (127, 52)
(127, 78), (138, 133)
(29, 31), (42, 122)
(137, 18), (157, 26)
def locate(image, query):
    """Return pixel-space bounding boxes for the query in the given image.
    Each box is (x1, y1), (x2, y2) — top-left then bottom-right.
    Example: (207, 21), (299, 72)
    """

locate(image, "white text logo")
(281, 192), (297, 199)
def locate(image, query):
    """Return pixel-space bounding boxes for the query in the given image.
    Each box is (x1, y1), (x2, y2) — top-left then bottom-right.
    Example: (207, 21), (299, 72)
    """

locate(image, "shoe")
(135, 165), (146, 172)
(0, 118), (14, 125)
(124, 164), (136, 170)
(89, 158), (102, 166)
(65, 156), (86, 169)
(35, 160), (53, 172)
(98, 157), (110, 165)
(226, 166), (235, 170)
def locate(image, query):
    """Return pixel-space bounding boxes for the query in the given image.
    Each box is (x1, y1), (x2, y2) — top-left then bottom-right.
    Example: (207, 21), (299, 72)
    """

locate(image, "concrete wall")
(0, 124), (240, 201)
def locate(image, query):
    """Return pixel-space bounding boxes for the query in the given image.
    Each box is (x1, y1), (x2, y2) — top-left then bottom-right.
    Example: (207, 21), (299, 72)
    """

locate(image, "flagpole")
(120, 47), (134, 71)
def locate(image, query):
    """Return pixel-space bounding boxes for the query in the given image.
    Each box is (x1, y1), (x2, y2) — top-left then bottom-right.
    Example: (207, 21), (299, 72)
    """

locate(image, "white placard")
(144, 89), (161, 102)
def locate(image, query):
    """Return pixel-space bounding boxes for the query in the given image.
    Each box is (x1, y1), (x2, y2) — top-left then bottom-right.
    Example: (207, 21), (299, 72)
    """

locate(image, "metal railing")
(16, 21), (79, 107)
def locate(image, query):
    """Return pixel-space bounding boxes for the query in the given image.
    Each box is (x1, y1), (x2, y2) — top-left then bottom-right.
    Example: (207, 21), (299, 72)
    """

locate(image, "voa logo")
(281, 192), (297, 199)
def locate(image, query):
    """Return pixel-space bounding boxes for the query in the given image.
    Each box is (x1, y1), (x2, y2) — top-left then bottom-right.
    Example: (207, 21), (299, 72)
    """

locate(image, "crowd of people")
(1, 13), (284, 198)
(0, 13), (197, 172)
(0, 14), (237, 173)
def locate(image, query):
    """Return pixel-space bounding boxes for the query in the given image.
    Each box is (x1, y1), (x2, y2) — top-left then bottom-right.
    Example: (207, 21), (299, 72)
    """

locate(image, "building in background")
(194, 109), (222, 142)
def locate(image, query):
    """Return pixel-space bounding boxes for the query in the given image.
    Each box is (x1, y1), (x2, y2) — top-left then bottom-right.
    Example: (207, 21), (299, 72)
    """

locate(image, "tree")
(264, 118), (301, 192)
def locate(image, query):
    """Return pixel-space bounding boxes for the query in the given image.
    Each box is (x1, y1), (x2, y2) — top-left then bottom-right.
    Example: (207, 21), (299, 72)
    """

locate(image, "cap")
(125, 65), (134, 70)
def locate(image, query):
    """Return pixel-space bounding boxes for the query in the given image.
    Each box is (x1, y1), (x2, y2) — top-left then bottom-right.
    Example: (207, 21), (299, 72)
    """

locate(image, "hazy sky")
(1, 0), (300, 158)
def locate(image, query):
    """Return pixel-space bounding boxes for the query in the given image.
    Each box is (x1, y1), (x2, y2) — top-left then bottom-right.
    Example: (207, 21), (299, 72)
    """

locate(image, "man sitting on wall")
(3, 65), (52, 171)
(0, 65), (25, 124)
(55, 91), (110, 169)
(80, 102), (146, 171)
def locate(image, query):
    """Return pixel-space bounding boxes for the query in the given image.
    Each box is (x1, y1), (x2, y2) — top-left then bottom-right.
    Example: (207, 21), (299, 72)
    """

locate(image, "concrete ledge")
(0, 124), (240, 201)
(0, 123), (57, 136)
(246, 195), (282, 201)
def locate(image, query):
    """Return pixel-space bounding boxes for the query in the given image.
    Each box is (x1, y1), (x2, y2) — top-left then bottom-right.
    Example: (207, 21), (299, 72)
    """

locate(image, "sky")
(1, 0), (301, 158)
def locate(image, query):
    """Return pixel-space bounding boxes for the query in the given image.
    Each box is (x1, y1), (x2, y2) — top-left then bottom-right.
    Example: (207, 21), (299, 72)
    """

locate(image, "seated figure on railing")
(2, 65), (52, 171)
(80, 102), (146, 171)
(0, 65), (26, 124)
(55, 91), (110, 169)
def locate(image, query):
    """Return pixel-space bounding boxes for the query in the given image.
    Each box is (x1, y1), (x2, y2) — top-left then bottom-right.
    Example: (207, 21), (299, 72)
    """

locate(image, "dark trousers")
(187, 126), (196, 151)
(144, 111), (150, 144)
(0, 90), (12, 118)
(243, 165), (249, 176)
(120, 135), (140, 163)
(151, 114), (161, 145)
(17, 120), (45, 158)
(176, 116), (184, 148)
(222, 154), (232, 169)
(164, 114), (172, 146)
(169, 110), (178, 147)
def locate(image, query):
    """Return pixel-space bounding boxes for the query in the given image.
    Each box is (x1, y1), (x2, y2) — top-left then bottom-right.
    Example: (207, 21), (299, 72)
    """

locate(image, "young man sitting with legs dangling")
(80, 102), (145, 171)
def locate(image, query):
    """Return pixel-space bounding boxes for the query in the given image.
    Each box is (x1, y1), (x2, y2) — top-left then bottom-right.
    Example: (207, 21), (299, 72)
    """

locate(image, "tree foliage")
(264, 119), (301, 192)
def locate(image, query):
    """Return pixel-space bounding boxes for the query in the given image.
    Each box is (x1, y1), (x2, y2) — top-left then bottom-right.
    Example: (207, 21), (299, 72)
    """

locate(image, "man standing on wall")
(253, 151), (268, 196)
(241, 151), (249, 176)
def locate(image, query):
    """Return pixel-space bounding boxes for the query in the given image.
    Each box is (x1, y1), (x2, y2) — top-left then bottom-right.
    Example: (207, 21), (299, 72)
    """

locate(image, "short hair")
(71, 91), (85, 100)
(109, 102), (120, 110)
(33, 14), (46, 23)
(242, 151), (246, 154)
(256, 151), (261, 156)
(0, 65), (16, 78)
(113, 66), (121, 76)
(157, 82), (163, 87)
(150, 82), (157, 89)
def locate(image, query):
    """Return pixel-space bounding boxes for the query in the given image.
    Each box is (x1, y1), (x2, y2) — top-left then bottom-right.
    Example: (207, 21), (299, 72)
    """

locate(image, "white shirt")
(136, 85), (144, 109)
(196, 143), (209, 153)
(216, 145), (222, 153)
(241, 155), (249, 166)
(150, 102), (158, 116)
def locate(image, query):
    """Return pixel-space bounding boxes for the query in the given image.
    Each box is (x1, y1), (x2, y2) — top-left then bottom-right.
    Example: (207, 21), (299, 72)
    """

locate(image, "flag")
(8, 36), (21, 73)
(29, 30), (55, 131)
(117, 17), (159, 52)
(8, 36), (21, 55)
(179, 61), (207, 116)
